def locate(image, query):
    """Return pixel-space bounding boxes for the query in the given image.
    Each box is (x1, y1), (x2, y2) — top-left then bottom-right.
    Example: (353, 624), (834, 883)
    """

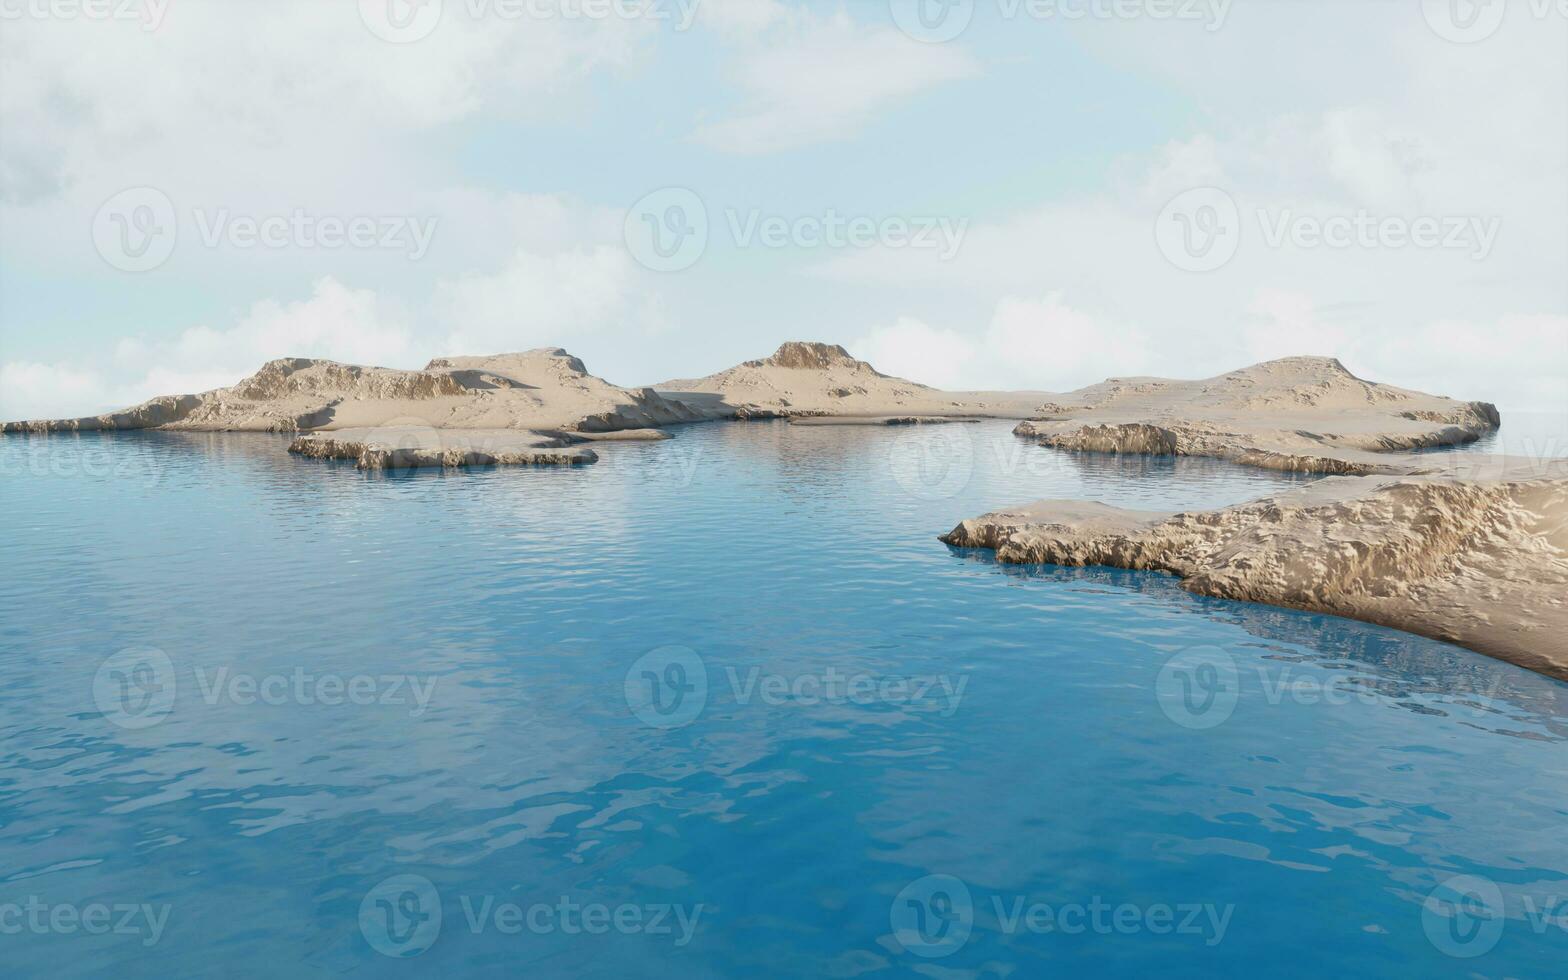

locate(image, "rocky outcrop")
(942, 461), (1568, 680)
(288, 427), (597, 470)
(743, 341), (881, 373)
(1033, 422), (1181, 456)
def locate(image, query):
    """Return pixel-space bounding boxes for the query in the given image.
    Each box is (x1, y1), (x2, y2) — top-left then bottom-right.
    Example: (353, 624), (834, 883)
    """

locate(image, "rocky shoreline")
(941, 458), (1568, 681)
(8, 340), (1565, 679)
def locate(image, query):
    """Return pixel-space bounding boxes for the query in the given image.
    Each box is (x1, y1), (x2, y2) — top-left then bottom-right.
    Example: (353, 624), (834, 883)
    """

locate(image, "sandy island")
(5, 341), (1563, 679)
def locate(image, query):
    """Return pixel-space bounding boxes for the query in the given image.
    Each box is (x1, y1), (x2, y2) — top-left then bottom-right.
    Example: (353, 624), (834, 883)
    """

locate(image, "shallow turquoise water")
(1, 421), (1565, 978)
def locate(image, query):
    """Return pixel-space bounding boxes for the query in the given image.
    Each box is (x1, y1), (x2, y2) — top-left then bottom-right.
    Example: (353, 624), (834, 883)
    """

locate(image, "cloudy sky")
(2, 0), (1564, 420)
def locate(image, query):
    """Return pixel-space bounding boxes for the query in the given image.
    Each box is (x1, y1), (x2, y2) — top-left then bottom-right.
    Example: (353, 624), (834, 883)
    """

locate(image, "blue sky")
(2, 0), (1565, 419)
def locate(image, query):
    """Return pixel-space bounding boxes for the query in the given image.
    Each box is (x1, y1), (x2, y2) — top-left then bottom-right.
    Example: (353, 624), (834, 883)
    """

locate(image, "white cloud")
(0, 278), (422, 420)
(694, 0), (789, 37)
(436, 245), (656, 354)
(852, 294), (1156, 393)
(694, 9), (978, 154)
(853, 317), (976, 389)
(819, 9), (1566, 411)
(0, 212), (669, 418)
(0, 2), (650, 204)
(0, 361), (106, 422)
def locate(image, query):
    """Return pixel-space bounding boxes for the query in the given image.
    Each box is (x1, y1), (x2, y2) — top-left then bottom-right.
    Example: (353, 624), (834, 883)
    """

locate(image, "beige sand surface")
(942, 457), (1568, 680)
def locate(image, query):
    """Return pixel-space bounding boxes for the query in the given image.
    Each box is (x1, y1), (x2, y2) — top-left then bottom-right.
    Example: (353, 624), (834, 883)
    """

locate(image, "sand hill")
(1, 348), (704, 435)
(1016, 356), (1500, 474)
(657, 341), (1046, 420)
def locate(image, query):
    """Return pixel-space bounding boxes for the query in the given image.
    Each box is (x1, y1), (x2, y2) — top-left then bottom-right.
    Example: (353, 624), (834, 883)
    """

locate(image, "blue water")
(2, 421), (1565, 978)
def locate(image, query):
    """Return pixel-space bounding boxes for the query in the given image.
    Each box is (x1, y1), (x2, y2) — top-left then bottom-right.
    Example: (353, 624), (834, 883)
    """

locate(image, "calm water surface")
(1, 421), (1565, 978)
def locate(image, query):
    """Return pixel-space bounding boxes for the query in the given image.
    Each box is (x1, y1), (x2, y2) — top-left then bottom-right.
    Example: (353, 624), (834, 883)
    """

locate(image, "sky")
(1, 0), (1565, 420)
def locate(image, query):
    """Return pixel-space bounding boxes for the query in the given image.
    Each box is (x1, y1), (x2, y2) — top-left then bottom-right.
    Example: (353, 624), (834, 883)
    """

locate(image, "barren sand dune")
(656, 341), (1048, 420)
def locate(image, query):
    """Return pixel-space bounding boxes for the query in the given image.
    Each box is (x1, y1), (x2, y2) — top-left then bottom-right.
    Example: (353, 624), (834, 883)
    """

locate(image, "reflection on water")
(1, 421), (1565, 978)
